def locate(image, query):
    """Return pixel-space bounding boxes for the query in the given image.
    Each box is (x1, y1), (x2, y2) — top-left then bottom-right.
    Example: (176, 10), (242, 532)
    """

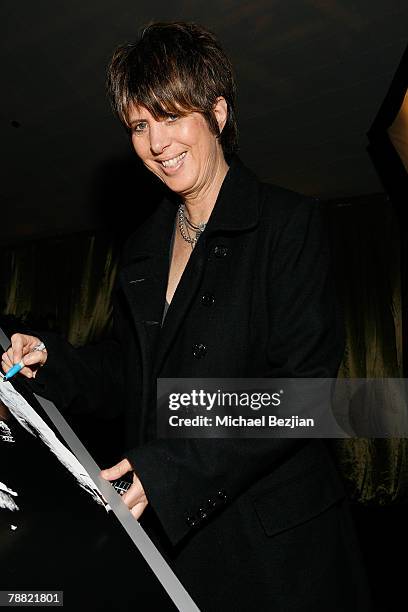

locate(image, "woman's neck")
(182, 155), (229, 226)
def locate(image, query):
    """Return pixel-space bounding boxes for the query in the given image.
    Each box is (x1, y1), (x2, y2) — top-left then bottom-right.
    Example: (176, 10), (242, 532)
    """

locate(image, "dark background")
(1, 0), (407, 244)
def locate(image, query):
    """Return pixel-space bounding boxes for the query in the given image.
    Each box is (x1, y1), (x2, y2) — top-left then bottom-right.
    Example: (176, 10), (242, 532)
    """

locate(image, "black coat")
(33, 157), (371, 611)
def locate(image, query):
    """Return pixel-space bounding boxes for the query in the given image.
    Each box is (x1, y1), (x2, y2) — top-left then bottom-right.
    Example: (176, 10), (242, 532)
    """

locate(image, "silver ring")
(34, 342), (46, 352)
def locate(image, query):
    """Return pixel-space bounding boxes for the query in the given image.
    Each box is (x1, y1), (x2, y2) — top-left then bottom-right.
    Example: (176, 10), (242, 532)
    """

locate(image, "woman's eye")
(166, 114), (179, 123)
(132, 121), (148, 133)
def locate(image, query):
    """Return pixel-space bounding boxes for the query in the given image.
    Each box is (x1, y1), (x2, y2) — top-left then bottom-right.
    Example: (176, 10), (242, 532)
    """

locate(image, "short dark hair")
(106, 22), (238, 154)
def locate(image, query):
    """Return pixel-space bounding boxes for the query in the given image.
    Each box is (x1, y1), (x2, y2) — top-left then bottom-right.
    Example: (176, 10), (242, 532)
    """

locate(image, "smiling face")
(128, 99), (228, 199)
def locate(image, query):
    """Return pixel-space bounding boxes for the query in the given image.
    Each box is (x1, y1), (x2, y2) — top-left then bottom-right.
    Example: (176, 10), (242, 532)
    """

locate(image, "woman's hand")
(1, 333), (48, 379)
(100, 458), (148, 520)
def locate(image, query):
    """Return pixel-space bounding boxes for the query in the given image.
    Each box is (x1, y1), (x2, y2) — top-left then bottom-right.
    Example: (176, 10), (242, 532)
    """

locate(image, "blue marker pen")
(2, 342), (46, 382)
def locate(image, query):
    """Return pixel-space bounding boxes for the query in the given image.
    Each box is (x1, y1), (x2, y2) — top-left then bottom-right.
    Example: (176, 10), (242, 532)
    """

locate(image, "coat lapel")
(118, 198), (176, 387)
(119, 254), (167, 327)
(118, 197), (175, 318)
(154, 231), (208, 373)
(154, 156), (261, 374)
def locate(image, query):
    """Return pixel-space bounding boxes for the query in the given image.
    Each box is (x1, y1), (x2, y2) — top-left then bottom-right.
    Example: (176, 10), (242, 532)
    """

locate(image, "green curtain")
(326, 194), (407, 504)
(0, 232), (119, 344)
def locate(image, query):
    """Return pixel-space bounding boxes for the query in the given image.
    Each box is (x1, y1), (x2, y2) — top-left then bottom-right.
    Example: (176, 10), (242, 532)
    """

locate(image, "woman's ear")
(213, 97), (228, 133)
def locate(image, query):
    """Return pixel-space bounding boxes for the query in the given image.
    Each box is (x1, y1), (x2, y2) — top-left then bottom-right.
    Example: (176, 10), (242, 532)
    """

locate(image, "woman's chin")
(163, 171), (195, 194)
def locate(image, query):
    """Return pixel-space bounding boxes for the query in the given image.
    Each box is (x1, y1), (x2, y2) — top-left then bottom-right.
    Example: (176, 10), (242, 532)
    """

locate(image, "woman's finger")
(19, 366), (34, 378)
(1, 351), (13, 371)
(6, 348), (16, 364)
(23, 350), (47, 368)
(100, 458), (132, 481)
(121, 480), (143, 507)
(10, 333), (25, 364)
(130, 500), (148, 520)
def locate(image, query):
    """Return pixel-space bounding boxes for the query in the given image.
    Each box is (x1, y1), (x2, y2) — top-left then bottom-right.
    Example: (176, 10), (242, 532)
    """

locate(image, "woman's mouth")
(159, 151), (187, 172)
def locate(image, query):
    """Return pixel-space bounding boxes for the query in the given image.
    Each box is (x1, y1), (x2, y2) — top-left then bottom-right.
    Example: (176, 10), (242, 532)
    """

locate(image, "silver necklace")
(178, 204), (207, 249)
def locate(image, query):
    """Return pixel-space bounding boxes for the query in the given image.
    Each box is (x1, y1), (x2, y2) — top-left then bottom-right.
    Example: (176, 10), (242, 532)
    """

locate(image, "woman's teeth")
(161, 152), (186, 168)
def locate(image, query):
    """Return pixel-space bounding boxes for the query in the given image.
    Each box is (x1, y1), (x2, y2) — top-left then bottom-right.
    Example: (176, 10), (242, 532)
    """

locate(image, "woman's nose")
(149, 122), (171, 155)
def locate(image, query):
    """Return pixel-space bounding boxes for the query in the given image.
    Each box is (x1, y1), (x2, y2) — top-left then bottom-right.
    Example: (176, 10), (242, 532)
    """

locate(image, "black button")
(201, 293), (215, 307)
(192, 343), (207, 359)
(214, 245), (228, 258)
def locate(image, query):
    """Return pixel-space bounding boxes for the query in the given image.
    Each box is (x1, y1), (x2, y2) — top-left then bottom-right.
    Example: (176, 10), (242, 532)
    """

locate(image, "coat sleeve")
(265, 197), (344, 378)
(26, 291), (126, 419)
(125, 197), (345, 546)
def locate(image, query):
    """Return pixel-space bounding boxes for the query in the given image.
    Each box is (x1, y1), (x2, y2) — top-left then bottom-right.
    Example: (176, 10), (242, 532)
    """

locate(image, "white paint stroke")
(10, 524), (17, 530)
(0, 419), (15, 443)
(0, 492), (19, 511)
(0, 382), (107, 509)
(0, 481), (17, 496)
(0, 481), (19, 512)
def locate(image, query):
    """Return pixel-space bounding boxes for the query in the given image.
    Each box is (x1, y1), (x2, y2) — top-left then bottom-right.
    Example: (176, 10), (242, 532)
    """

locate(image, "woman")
(2, 22), (370, 611)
